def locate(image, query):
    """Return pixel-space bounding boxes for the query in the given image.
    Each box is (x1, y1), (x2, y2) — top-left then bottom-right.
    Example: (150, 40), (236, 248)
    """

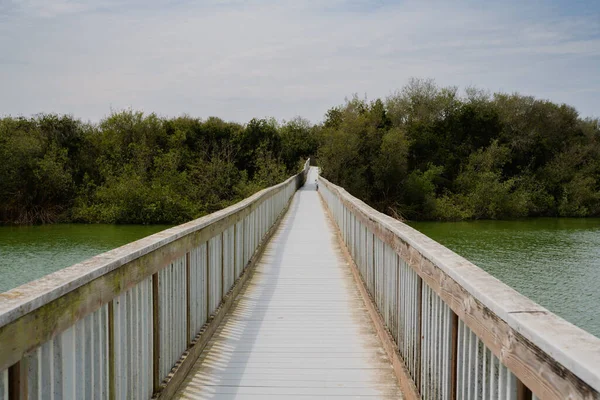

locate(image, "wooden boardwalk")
(174, 169), (403, 399)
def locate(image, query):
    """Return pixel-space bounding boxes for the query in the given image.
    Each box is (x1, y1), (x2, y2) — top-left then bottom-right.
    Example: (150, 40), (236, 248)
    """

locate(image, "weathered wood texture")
(0, 160), (309, 399)
(319, 175), (600, 400)
(320, 194), (420, 400)
(174, 168), (403, 399)
(152, 177), (295, 400)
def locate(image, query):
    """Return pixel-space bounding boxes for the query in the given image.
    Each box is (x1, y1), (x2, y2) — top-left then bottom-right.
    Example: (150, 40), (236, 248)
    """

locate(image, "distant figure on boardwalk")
(315, 179), (319, 191)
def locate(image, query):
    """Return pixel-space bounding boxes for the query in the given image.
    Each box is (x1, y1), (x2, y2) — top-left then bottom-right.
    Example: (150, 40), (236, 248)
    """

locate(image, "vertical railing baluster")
(450, 312), (458, 400)
(421, 285), (428, 397)
(185, 252), (191, 346)
(499, 362), (505, 399)
(416, 276), (422, 391)
(206, 241), (210, 319)
(151, 272), (160, 393)
(475, 334), (480, 400)
(108, 300), (115, 400)
(434, 293), (439, 397)
(233, 223), (237, 280)
(220, 232), (224, 304)
(371, 233), (375, 297)
(483, 347), (488, 400)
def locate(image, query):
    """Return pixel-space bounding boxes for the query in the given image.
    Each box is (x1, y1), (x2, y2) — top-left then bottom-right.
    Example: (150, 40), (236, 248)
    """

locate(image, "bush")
(1, 111), (308, 225)
(318, 80), (600, 221)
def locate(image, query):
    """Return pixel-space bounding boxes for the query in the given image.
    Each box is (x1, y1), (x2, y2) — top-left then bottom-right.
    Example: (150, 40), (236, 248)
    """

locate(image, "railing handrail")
(319, 175), (600, 397)
(0, 160), (309, 330)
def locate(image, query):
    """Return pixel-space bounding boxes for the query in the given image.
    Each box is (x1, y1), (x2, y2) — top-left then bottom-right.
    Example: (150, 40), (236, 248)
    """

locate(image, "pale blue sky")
(0, 0), (599, 122)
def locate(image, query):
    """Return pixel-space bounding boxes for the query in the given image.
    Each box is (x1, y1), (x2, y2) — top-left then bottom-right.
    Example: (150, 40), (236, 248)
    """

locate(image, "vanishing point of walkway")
(174, 169), (403, 399)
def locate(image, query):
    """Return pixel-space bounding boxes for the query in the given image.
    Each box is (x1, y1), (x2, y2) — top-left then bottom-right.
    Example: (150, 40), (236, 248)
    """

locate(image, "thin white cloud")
(0, 0), (599, 122)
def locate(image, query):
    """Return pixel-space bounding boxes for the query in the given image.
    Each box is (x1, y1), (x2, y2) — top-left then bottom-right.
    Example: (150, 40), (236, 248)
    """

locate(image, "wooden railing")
(0, 160), (309, 400)
(319, 175), (600, 400)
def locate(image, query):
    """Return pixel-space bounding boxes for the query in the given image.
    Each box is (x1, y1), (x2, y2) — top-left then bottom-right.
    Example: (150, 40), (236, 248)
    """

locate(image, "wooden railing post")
(152, 272), (160, 393)
(371, 233), (375, 296)
(396, 254), (402, 349)
(185, 252), (191, 345)
(416, 276), (423, 391)
(450, 311), (459, 400)
(242, 218), (246, 270)
(233, 223), (237, 279)
(108, 300), (115, 400)
(221, 232), (224, 301)
(206, 243), (210, 319)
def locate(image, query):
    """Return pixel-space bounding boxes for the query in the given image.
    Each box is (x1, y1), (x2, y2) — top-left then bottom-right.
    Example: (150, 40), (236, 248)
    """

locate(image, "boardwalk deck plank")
(174, 169), (403, 399)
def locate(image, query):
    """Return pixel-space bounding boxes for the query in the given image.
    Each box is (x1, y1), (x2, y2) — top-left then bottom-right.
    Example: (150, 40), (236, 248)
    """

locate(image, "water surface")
(0, 224), (170, 293)
(3, 219), (599, 338)
(408, 218), (600, 338)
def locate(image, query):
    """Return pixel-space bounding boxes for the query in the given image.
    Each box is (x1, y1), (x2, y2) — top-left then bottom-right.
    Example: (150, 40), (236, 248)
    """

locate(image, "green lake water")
(1, 219), (599, 338)
(408, 218), (600, 338)
(0, 224), (170, 293)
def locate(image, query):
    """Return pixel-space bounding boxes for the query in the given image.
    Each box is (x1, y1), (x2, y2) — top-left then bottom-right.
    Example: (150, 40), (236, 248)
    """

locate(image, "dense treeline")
(0, 112), (316, 224)
(318, 79), (600, 220)
(2, 78), (599, 224)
